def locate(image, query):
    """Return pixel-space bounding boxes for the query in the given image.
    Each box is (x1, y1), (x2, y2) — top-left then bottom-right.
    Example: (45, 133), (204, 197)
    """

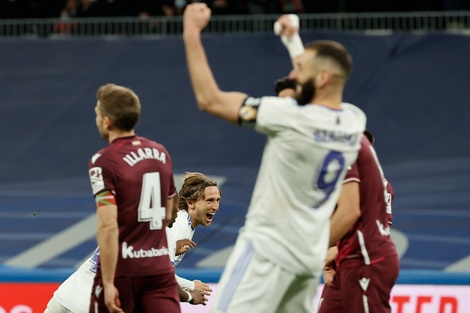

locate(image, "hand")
(104, 284), (124, 313)
(175, 239), (196, 255)
(322, 263), (336, 287)
(183, 3), (212, 33)
(193, 279), (212, 296)
(189, 289), (209, 306)
(274, 14), (299, 37)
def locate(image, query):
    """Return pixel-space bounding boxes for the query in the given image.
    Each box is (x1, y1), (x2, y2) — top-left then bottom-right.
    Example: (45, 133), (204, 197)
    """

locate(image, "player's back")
(89, 135), (175, 277)
(336, 136), (398, 269)
(245, 98), (366, 274)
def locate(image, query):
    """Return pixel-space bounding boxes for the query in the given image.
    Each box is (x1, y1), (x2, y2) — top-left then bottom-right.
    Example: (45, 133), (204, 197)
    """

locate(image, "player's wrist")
(274, 14), (304, 58)
(185, 290), (193, 303)
(183, 28), (201, 42)
(281, 34), (304, 58)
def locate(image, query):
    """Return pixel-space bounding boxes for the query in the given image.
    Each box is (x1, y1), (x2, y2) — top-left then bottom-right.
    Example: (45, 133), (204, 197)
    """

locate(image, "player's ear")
(103, 116), (112, 130)
(186, 198), (194, 209)
(318, 69), (332, 88)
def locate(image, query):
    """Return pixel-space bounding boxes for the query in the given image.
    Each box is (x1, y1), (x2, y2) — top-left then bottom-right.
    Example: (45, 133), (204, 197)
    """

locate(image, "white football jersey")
(242, 96), (366, 275)
(54, 247), (99, 313)
(168, 210), (195, 267)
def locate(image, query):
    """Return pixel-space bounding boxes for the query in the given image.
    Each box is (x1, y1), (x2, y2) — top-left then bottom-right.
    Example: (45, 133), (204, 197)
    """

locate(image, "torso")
(336, 136), (398, 269)
(88, 135), (176, 277)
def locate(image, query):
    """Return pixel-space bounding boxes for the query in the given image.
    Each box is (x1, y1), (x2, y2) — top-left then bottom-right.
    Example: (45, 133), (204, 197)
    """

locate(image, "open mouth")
(206, 213), (215, 221)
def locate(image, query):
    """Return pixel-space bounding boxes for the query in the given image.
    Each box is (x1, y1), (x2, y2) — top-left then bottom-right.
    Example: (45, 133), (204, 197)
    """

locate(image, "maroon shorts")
(317, 255), (399, 313)
(89, 271), (180, 313)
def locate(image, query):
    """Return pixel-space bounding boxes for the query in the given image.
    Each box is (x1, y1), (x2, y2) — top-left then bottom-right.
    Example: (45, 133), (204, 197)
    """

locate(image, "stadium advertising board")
(1, 283), (469, 313)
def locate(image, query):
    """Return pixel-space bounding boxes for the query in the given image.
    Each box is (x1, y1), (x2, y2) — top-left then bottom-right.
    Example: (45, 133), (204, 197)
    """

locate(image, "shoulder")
(141, 136), (172, 156)
(174, 210), (190, 227)
(256, 96), (302, 125)
(176, 210), (190, 222)
(356, 136), (377, 164)
(88, 146), (111, 168)
(259, 96), (298, 109)
(341, 102), (367, 120)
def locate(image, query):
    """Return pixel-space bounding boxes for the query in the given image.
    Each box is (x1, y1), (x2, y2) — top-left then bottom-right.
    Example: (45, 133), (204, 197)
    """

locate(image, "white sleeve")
(166, 227), (176, 265)
(255, 96), (298, 134)
(175, 274), (195, 290)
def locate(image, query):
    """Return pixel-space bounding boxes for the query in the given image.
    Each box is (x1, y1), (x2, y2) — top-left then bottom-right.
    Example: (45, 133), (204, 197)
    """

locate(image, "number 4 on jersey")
(138, 172), (166, 230)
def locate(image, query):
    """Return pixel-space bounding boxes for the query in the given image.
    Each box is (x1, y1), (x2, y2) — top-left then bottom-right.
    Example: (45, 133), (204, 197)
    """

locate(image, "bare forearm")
(97, 223), (119, 285)
(329, 182), (361, 247)
(329, 213), (358, 247)
(183, 30), (219, 111)
(183, 29), (246, 123)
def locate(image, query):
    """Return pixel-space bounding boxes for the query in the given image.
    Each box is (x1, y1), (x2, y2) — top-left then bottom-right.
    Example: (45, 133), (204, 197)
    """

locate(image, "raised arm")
(183, 3), (247, 124)
(274, 14), (305, 75)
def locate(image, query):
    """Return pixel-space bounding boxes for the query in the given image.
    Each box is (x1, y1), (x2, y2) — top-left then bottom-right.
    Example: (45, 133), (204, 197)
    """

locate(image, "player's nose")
(288, 68), (297, 80)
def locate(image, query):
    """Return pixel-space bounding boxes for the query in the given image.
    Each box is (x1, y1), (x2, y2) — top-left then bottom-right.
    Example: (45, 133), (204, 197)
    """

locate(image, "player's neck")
(108, 130), (135, 143)
(311, 93), (342, 109)
(188, 211), (198, 229)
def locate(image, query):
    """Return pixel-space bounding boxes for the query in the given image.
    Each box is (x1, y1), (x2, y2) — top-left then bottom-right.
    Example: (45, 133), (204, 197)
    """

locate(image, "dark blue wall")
(1, 32), (470, 271)
(1, 33), (469, 182)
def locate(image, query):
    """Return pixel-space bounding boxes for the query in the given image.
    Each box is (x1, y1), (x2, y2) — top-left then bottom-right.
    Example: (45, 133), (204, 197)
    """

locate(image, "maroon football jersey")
(335, 136), (398, 270)
(88, 135), (176, 277)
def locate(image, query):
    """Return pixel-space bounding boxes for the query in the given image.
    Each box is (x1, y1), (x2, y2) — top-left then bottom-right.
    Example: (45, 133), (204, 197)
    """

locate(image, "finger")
(188, 239), (196, 247)
(195, 2), (208, 12)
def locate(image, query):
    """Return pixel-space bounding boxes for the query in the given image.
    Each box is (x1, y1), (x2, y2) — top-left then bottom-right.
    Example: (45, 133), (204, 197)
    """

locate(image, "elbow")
(348, 207), (361, 225)
(195, 89), (221, 113)
(196, 97), (212, 112)
(353, 206), (361, 220)
(98, 220), (118, 233)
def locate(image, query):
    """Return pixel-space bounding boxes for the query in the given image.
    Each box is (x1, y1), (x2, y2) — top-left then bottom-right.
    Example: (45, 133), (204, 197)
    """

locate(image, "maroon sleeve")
(343, 162), (360, 183)
(88, 152), (116, 196)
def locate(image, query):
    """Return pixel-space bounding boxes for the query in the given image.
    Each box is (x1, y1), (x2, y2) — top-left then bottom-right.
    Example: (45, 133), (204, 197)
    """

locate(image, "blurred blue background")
(0, 31), (469, 273)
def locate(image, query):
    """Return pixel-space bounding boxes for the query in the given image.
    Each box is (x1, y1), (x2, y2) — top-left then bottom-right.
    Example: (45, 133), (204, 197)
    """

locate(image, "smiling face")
(187, 186), (221, 228)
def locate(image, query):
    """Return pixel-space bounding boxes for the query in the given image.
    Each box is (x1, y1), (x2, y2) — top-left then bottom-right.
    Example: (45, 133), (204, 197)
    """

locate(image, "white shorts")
(212, 233), (319, 313)
(44, 297), (73, 313)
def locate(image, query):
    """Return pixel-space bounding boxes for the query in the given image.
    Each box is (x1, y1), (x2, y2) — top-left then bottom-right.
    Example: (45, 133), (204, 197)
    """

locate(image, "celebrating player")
(183, 4), (366, 312)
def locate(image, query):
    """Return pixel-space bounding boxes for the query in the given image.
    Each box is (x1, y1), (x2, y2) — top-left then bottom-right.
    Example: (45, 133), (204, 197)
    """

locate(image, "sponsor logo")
(121, 242), (169, 259)
(89, 167), (105, 195)
(359, 277), (370, 291)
